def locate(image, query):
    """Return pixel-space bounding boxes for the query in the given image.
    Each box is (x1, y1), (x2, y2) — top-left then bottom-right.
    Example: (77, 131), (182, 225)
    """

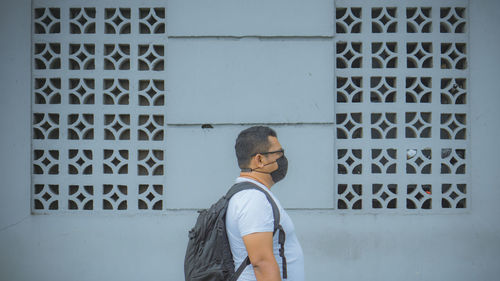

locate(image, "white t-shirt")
(225, 177), (304, 281)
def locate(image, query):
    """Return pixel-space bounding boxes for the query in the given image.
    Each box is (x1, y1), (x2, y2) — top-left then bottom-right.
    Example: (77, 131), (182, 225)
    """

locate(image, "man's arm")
(243, 232), (281, 281)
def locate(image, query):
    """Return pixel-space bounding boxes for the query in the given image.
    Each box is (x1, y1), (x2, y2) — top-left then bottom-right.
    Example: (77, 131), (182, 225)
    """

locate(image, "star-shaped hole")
(76, 193), (86, 202)
(448, 121), (459, 131)
(345, 192), (355, 201)
(40, 121), (52, 131)
(112, 121), (123, 132)
(42, 157), (51, 166)
(449, 50), (460, 61)
(450, 84), (460, 95)
(146, 15), (157, 26)
(344, 50), (355, 61)
(415, 50), (426, 60)
(379, 120), (390, 131)
(42, 50), (53, 62)
(146, 192), (155, 201)
(110, 86), (121, 97)
(345, 84), (356, 94)
(41, 15), (53, 26)
(415, 157), (424, 166)
(450, 157), (458, 165)
(378, 84), (389, 94)
(379, 156), (389, 166)
(76, 14), (87, 26)
(146, 122), (156, 133)
(73, 86), (85, 96)
(414, 14), (426, 26)
(380, 14), (391, 25)
(111, 157), (121, 167)
(146, 53), (157, 63)
(344, 120), (355, 131)
(379, 49), (391, 60)
(42, 85), (53, 95)
(413, 84), (424, 94)
(345, 156), (355, 166)
(75, 121), (86, 132)
(111, 51), (122, 62)
(146, 88), (157, 98)
(42, 192), (52, 201)
(415, 192), (424, 201)
(412, 120), (425, 130)
(112, 15), (123, 26)
(76, 157), (85, 166)
(146, 157), (156, 167)
(110, 192), (119, 202)
(76, 51), (87, 62)
(344, 15), (355, 26)
(448, 14), (458, 25)
(380, 191), (389, 200)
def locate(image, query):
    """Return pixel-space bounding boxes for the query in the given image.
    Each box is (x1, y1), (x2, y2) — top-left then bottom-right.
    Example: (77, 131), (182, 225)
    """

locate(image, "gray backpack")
(184, 181), (287, 281)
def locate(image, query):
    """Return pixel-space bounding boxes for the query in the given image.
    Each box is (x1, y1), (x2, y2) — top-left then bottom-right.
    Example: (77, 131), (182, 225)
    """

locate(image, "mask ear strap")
(241, 161), (275, 174)
(241, 158), (277, 173)
(241, 168), (272, 174)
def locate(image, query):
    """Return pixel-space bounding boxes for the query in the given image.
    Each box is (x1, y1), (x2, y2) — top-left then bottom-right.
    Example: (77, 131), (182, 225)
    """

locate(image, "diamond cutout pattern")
(334, 2), (469, 211)
(32, 2), (168, 213)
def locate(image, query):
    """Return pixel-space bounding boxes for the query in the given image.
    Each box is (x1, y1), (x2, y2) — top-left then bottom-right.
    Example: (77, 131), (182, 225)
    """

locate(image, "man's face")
(256, 136), (284, 170)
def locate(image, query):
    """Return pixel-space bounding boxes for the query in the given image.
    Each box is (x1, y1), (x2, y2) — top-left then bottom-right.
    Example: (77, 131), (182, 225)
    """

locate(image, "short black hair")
(235, 126), (277, 169)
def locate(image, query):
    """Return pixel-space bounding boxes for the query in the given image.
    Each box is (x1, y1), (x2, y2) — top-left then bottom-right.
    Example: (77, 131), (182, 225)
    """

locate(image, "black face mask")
(270, 155), (288, 183)
(242, 154), (288, 183)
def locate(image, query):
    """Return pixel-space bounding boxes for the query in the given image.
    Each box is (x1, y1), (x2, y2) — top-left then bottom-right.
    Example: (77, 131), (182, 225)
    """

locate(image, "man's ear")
(255, 154), (265, 168)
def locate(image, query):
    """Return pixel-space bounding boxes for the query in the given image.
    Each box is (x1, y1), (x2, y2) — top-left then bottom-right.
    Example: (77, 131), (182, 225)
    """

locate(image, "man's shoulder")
(229, 188), (268, 203)
(226, 188), (275, 235)
(227, 188), (273, 217)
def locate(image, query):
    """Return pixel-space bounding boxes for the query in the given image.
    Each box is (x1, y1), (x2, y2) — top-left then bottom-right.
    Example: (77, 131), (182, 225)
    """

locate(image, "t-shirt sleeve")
(232, 190), (274, 237)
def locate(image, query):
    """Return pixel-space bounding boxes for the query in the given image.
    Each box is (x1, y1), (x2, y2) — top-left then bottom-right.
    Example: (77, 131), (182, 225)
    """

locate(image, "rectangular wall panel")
(167, 0), (333, 37)
(165, 125), (334, 209)
(166, 38), (334, 124)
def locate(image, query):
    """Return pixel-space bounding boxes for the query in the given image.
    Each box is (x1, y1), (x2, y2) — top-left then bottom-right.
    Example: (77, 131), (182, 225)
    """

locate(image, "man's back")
(225, 177), (304, 281)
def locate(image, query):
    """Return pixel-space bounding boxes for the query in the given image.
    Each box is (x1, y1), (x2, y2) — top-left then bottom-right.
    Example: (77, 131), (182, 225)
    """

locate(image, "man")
(226, 126), (304, 281)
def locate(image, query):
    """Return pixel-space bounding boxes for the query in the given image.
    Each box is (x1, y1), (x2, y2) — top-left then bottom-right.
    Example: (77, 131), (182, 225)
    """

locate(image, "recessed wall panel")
(166, 38), (334, 124)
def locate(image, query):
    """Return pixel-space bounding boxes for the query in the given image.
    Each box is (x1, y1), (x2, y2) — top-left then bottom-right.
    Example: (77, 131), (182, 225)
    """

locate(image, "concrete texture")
(166, 38), (334, 124)
(165, 124), (334, 209)
(1, 0), (500, 281)
(167, 0), (334, 37)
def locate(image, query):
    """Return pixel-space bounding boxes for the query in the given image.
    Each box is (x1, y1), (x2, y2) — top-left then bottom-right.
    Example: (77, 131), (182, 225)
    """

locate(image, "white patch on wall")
(32, 0), (167, 213)
(334, 0), (470, 212)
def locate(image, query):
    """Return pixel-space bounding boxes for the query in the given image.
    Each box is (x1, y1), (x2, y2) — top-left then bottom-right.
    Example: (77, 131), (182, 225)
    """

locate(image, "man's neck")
(239, 172), (273, 189)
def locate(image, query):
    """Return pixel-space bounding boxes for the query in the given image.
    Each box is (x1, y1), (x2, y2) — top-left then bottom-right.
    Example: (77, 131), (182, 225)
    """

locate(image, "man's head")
(235, 126), (277, 169)
(235, 126), (288, 185)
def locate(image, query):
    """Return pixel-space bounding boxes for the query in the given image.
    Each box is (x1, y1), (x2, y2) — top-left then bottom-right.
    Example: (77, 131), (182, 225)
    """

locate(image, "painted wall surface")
(166, 39), (334, 124)
(1, 1), (500, 281)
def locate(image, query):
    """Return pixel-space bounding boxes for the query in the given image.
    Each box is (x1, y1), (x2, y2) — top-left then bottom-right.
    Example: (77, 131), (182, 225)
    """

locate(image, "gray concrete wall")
(0, 0), (31, 233)
(1, 0), (499, 281)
